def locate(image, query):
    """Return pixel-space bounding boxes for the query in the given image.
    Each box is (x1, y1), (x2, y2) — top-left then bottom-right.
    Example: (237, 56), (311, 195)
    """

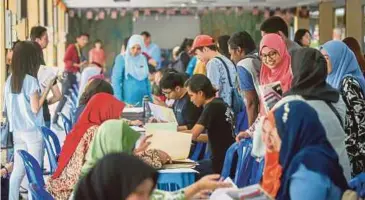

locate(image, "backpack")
(215, 57), (244, 115)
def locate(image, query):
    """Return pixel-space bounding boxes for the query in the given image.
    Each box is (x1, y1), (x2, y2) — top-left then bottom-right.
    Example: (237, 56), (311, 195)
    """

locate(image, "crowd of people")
(2, 14), (365, 200)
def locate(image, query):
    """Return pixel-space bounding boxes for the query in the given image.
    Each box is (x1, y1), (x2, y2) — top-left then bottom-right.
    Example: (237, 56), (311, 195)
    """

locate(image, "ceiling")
(63, 0), (345, 8)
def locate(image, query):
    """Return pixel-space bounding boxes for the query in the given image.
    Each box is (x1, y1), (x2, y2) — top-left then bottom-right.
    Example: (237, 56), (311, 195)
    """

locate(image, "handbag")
(215, 56), (244, 115)
(1, 99), (13, 149)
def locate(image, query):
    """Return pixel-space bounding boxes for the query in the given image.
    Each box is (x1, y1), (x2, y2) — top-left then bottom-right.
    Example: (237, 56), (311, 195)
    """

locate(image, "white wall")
(133, 15), (200, 49)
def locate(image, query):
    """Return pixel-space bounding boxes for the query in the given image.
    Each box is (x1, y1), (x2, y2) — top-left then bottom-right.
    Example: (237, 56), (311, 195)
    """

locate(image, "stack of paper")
(123, 107), (144, 121)
(145, 123), (177, 133)
(210, 181), (272, 200)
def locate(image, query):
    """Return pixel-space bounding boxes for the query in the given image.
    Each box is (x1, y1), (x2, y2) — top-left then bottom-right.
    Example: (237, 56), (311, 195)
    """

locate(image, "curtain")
(67, 10), (133, 69)
(200, 10), (264, 44)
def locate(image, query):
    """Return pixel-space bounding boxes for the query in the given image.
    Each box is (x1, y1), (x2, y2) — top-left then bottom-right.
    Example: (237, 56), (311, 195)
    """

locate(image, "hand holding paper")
(148, 102), (177, 123)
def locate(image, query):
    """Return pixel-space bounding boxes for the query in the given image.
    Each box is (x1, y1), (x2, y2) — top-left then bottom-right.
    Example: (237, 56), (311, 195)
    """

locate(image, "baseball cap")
(190, 35), (215, 54)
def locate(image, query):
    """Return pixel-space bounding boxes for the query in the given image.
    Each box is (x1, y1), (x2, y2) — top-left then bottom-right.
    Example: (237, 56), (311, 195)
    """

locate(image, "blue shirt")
(237, 67), (255, 91)
(145, 43), (161, 69)
(206, 55), (237, 107)
(4, 75), (44, 132)
(111, 55), (152, 107)
(289, 164), (343, 200)
(186, 56), (197, 76)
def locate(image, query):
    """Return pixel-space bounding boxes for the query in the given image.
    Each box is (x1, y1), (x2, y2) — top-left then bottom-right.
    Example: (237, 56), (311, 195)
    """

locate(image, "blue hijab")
(274, 101), (348, 200)
(124, 35), (149, 81)
(321, 40), (365, 95)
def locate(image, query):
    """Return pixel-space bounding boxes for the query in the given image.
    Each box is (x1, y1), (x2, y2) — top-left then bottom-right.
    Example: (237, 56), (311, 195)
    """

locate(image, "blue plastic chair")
(221, 139), (255, 188)
(17, 150), (45, 187)
(58, 112), (72, 135)
(41, 126), (61, 174)
(349, 172), (365, 198)
(249, 158), (265, 185)
(190, 142), (206, 161)
(29, 183), (54, 200)
(157, 171), (196, 191)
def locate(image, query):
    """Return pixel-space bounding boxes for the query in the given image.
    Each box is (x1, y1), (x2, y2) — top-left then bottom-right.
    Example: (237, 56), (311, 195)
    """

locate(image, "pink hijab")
(259, 33), (292, 93)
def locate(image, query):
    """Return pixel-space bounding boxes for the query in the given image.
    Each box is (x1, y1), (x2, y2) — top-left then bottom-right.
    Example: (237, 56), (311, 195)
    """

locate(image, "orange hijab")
(261, 111), (283, 198)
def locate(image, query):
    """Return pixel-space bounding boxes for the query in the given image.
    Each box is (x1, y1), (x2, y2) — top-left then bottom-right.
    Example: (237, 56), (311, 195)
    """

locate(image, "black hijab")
(75, 153), (158, 200)
(284, 48), (340, 102)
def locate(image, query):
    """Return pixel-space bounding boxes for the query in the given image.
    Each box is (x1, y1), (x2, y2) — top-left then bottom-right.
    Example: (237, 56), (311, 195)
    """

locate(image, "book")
(259, 81), (283, 113)
(145, 122), (178, 133)
(210, 182), (272, 200)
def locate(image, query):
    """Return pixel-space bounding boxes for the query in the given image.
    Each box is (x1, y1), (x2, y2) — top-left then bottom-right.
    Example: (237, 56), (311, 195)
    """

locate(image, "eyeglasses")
(260, 51), (278, 61)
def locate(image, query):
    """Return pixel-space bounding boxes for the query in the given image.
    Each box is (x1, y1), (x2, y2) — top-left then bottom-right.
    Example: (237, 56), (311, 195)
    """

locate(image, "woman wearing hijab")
(321, 40), (365, 176)
(46, 93), (126, 199)
(275, 48), (351, 180)
(74, 79), (114, 123)
(80, 119), (171, 177)
(111, 34), (152, 106)
(343, 37), (365, 75)
(78, 63), (103, 100)
(261, 101), (348, 200)
(76, 153), (231, 200)
(236, 33), (292, 142)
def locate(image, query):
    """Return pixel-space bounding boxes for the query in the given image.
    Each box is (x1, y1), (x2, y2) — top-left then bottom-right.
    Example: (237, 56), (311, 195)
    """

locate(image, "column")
(0, 0), (5, 120)
(28, 0), (40, 28)
(45, 0), (55, 65)
(294, 7), (310, 32)
(346, 0), (364, 48)
(319, 1), (334, 44)
(57, 6), (66, 68)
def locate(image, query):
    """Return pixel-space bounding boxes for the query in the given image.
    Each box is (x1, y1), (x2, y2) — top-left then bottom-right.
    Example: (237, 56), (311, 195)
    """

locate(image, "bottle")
(142, 95), (151, 124)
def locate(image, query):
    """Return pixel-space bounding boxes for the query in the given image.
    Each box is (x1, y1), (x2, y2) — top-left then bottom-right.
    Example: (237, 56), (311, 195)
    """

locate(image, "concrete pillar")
(319, 1), (334, 44)
(28, 0), (40, 28)
(346, 0), (364, 48)
(0, 0), (5, 120)
(57, 6), (66, 68)
(45, 0), (55, 66)
(294, 7), (310, 32)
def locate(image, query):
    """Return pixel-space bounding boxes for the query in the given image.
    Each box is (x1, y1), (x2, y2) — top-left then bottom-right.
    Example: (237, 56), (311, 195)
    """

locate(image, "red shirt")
(64, 44), (81, 73)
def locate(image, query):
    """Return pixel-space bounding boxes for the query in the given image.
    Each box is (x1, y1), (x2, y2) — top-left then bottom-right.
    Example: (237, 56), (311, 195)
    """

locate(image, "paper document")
(145, 123), (177, 133)
(259, 81), (283, 113)
(123, 107), (143, 113)
(37, 65), (59, 91)
(146, 130), (191, 160)
(131, 126), (145, 132)
(148, 103), (177, 122)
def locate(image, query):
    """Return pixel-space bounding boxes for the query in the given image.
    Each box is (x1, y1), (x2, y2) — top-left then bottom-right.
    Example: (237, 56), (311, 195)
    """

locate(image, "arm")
(30, 80), (53, 114)
(88, 50), (93, 64)
(243, 90), (259, 126)
(188, 124), (208, 142)
(111, 55), (125, 101)
(47, 82), (62, 105)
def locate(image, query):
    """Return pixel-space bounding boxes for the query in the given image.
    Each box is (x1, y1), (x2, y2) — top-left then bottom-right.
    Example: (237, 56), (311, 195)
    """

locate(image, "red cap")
(190, 35), (215, 54)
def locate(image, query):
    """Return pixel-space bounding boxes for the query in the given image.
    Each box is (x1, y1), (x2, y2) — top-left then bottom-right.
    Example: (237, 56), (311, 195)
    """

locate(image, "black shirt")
(197, 98), (235, 173)
(173, 93), (202, 130)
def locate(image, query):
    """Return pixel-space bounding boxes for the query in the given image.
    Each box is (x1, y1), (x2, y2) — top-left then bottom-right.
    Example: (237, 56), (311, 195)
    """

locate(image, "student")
(169, 38), (194, 73)
(321, 40), (365, 176)
(141, 31), (161, 69)
(53, 33), (89, 126)
(260, 16), (301, 55)
(30, 26), (62, 128)
(261, 101), (348, 200)
(111, 35), (151, 106)
(228, 31), (261, 127)
(74, 79), (114, 123)
(185, 74), (235, 176)
(5, 41), (51, 200)
(294, 29), (312, 47)
(276, 48), (352, 180)
(159, 72), (203, 131)
(88, 39), (106, 69)
(191, 35), (238, 108)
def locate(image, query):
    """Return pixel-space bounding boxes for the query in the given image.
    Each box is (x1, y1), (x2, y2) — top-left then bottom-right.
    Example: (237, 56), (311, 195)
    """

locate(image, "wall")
(133, 15), (200, 49)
